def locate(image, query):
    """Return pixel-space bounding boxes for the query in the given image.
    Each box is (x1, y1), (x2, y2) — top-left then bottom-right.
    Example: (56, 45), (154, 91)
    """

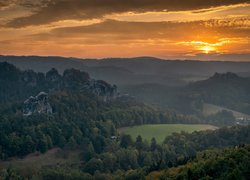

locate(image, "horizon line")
(1, 55), (250, 63)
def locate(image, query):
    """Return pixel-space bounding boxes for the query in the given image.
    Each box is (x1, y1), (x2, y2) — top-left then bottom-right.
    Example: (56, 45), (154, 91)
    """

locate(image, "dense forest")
(1, 125), (250, 179)
(0, 62), (206, 159)
(155, 144), (250, 180)
(0, 62), (249, 179)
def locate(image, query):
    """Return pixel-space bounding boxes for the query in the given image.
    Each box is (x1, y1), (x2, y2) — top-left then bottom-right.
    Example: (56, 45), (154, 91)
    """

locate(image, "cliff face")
(22, 74), (118, 115)
(23, 92), (52, 116)
(21, 67), (118, 101)
(82, 80), (117, 102)
(21, 68), (120, 115)
(46, 68), (118, 100)
(0, 62), (130, 115)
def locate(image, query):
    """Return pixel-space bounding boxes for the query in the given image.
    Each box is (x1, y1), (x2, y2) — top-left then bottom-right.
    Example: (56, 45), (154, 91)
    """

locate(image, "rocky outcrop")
(46, 68), (62, 90)
(0, 63), (133, 114)
(211, 72), (239, 80)
(0, 62), (128, 110)
(22, 70), (39, 87)
(63, 69), (90, 90)
(0, 62), (20, 81)
(82, 80), (117, 102)
(46, 68), (61, 82)
(60, 69), (118, 101)
(23, 92), (52, 116)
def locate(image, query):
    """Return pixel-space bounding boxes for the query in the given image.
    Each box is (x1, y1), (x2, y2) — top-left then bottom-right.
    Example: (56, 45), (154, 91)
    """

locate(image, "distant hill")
(1, 56), (250, 115)
(123, 72), (250, 116)
(1, 56), (250, 87)
(187, 72), (250, 114)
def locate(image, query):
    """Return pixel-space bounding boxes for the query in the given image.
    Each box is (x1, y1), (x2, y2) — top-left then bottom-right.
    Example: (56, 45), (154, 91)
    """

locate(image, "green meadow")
(119, 124), (217, 143)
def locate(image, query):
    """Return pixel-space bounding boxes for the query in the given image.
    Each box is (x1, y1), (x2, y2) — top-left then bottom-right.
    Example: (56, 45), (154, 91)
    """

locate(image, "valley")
(0, 59), (249, 179)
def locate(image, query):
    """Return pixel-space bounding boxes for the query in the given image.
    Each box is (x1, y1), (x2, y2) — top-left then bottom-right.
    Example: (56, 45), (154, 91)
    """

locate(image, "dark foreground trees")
(158, 145), (250, 180)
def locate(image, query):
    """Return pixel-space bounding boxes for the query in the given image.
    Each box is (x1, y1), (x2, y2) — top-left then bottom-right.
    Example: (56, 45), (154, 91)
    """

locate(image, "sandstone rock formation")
(23, 92), (52, 116)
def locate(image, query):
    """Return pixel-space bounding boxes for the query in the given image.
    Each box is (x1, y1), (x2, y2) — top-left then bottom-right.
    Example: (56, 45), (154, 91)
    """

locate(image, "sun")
(201, 46), (216, 54)
(179, 41), (219, 54)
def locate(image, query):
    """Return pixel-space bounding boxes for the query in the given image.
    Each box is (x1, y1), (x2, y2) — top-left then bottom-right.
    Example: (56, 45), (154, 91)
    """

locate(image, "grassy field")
(119, 124), (217, 143)
(203, 103), (250, 119)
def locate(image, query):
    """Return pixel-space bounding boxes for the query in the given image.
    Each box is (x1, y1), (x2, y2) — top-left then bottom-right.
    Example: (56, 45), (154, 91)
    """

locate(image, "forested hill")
(0, 62), (250, 179)
(0, 61), (117, 104)
(0, 62), (199, 159)
(186, 72), (250, 114)
(122, 72), (250, 116)
(153, 144), (250, 179)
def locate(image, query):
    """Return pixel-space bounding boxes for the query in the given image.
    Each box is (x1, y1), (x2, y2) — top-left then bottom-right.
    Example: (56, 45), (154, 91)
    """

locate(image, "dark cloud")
(0, 0), (11, 8)
(0, 0), (51, 10)
(18, 0), (51, 8)
(6, 0), (250, 27)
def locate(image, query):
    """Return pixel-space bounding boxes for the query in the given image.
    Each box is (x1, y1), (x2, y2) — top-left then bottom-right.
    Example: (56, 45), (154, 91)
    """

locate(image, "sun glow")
(177, 40), (226, 54)
(201, 46), (216, 54)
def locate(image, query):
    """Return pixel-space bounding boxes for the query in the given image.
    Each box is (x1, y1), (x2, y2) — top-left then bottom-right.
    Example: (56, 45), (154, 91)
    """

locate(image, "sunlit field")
(119, 124), (217, 143)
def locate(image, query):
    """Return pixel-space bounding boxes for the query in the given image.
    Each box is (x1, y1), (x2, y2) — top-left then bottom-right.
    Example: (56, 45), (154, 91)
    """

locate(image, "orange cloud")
(0, 1), (250, 60)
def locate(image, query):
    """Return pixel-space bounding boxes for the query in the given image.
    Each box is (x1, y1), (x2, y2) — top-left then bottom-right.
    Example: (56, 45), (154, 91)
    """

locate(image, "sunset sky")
(0, 0), (250, 61)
